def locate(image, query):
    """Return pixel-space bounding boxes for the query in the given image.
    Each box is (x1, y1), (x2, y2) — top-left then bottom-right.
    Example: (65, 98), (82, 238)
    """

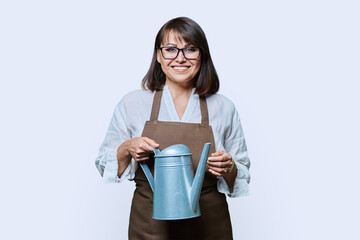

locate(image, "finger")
(208, 154), (231, 162)
(138, 149), (152, 156)
(209, 152), (232, 161)
(208, 168), (222, 176)
(143, 137), (160, 151)
(208, 165), (227, 175)
(135, 156), (150, 162)
(143, 137), (160, 147)
(207, 160), (232, 168)
(211, 150), (224, 156)
(207, 156), (223, 162)
(138, 141), (156, 153)
(135, 152), (149, 159)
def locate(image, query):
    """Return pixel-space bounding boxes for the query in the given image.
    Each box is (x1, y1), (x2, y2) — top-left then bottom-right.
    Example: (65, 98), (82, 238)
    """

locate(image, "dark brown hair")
(141, 17), (219, 96)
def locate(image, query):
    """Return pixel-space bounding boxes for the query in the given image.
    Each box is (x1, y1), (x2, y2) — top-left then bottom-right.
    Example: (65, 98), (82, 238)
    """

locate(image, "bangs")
(161, 29), (197, 47)
(159, 25), (200, 47)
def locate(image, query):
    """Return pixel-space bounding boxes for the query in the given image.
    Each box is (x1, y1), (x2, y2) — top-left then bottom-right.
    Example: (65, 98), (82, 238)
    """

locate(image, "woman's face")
(157, 31), (201, 88)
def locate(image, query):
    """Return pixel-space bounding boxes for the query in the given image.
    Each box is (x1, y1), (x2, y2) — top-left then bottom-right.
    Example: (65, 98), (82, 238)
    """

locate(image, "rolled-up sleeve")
(95, 100), (135, 183)
(217, 108), (251, 198)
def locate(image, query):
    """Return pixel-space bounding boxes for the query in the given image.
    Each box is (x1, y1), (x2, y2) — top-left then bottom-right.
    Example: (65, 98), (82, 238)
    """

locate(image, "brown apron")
(128, 85), (233, 240)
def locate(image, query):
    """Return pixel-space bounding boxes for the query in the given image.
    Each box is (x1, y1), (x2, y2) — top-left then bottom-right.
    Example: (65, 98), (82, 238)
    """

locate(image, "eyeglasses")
(159, 47), (200, 60)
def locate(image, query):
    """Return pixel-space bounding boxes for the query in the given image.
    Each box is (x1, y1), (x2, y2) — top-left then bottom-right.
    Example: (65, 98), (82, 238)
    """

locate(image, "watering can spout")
(139, 147), (160, 192)
(190, 143), (211, 213)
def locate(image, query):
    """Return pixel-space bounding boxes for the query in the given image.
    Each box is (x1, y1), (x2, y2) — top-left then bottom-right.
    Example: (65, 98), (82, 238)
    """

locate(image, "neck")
(165, 80), (194, 98)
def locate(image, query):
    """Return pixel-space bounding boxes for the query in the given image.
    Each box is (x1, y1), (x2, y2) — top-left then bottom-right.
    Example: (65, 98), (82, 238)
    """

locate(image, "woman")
(95, 17), (250, 240)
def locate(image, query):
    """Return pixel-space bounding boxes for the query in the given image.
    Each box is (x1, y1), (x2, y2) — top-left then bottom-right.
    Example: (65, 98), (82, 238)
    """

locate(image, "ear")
(156, 50), (161, 64)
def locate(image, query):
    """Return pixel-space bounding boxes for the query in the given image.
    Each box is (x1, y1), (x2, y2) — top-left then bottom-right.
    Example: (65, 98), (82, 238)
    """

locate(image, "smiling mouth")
(171, 66), (190, 70)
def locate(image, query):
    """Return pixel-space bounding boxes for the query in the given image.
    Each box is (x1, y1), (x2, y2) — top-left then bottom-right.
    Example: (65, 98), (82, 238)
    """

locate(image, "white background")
(1, 1), (359, 239)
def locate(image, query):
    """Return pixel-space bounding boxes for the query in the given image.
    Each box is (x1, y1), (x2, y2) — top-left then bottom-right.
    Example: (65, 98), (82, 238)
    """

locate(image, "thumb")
(211, 152), (219, 156)
(211, 151), (224, 156)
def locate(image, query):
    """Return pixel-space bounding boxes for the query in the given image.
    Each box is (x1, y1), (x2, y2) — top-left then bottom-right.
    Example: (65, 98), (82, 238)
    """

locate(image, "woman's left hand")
(207, 150), (234, 177)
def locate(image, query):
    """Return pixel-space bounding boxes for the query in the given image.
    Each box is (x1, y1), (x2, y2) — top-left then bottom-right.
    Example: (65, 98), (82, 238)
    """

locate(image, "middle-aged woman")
(95, 17), (250, 240)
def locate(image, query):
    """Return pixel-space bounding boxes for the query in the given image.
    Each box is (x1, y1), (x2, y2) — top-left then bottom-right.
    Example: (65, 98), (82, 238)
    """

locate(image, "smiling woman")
(143, 18), (219, 95)
(95, 17), (250, 240)
(156, 31), (202, 90)
(156, 33), (202, 99)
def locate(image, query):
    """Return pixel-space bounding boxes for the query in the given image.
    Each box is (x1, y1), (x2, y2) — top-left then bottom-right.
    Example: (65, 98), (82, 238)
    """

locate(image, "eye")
(185, 47), (197, 53)
(164, 47), (177, 53)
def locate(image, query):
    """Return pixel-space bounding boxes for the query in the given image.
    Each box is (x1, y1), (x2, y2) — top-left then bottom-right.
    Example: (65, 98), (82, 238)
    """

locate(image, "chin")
(170, 74), (194, 82)
(169, 77), (194, 84)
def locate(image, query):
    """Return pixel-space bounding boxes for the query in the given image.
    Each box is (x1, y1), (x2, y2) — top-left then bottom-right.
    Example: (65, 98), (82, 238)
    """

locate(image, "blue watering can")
(139, 143), (211, 220)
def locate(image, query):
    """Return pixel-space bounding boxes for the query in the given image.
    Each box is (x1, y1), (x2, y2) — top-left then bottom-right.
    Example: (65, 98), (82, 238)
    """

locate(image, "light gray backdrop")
(1, 0), (359, 239)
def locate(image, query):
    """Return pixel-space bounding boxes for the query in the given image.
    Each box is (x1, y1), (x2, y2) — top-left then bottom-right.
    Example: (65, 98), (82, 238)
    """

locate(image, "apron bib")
(128, 85), (233, 240)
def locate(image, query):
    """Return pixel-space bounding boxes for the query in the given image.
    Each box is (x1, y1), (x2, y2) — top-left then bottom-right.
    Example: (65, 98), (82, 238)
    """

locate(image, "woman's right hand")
(117, 137), (159, 178)
(125, 137), (160, 162)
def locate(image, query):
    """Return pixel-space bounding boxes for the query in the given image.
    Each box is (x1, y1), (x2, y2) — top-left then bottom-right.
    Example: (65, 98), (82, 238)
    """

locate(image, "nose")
(175, 49), (186, 63)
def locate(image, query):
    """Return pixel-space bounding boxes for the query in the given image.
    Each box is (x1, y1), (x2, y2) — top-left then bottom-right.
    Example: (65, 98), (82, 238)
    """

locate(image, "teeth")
(173, 67), (189, 69)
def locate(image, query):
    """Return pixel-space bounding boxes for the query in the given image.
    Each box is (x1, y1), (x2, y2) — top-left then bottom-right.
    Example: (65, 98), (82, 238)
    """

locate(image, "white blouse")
(95, 85), (250, 197)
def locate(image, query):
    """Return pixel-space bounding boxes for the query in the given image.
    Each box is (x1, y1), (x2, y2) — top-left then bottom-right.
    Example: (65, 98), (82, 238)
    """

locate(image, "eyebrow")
(164, 43), (192, 47)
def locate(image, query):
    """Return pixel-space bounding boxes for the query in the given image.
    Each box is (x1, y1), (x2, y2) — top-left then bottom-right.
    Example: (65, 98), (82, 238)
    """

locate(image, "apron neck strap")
(150, 84), (164, 121)
(199, 95), (209, 125)
(150, 84), (209, 126)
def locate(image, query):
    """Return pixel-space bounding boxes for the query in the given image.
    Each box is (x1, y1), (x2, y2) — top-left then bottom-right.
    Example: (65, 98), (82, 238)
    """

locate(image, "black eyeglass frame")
(158, 47), (201, 60)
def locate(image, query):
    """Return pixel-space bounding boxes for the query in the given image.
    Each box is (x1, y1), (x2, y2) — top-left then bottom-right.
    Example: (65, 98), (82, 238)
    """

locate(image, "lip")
(171, 65), (191, 72)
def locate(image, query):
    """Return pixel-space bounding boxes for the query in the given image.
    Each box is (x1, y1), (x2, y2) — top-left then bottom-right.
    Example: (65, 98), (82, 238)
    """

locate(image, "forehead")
(161, 30), (195, 46)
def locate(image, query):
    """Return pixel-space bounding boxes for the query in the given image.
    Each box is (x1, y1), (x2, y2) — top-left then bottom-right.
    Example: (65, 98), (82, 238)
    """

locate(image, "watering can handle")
(138, 147), (159, 192)
(150, 146), (161, 155)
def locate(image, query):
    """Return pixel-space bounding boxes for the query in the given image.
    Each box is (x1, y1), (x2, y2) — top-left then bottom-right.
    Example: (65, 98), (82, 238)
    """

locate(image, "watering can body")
(139, 143), (211, 220)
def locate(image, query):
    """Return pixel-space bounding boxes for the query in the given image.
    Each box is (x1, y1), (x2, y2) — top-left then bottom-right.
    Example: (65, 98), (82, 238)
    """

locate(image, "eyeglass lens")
(162, 47), (199, 59)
